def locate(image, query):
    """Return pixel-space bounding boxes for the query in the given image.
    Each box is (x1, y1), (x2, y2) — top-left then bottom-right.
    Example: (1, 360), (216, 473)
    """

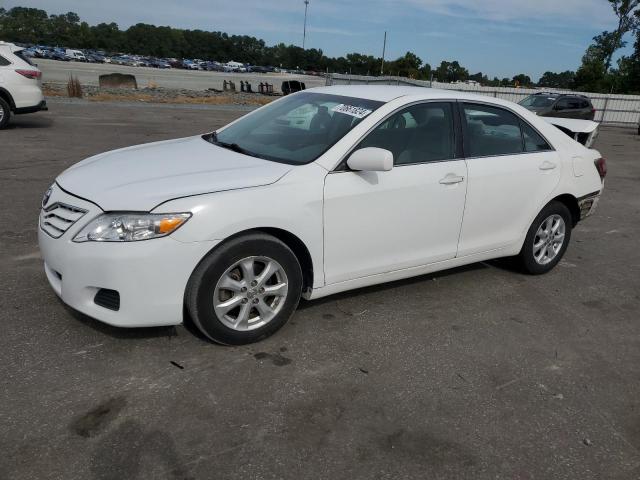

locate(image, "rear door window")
(462, 104), (524, 157)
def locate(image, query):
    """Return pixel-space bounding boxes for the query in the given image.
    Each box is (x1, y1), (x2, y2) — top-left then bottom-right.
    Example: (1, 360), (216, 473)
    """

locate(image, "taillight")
(594, 158), (607, 180)
(15, 69), (42, 79)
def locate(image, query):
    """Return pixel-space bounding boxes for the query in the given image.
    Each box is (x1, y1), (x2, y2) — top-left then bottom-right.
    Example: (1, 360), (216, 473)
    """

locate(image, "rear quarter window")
(521, 122), (552, 152)
(0, 55), (11, 66)
(14, 50), (34, 66)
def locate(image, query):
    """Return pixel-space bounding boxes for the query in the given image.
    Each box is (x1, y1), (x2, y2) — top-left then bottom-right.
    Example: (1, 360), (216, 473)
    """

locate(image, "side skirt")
(306, 245), (517, 301)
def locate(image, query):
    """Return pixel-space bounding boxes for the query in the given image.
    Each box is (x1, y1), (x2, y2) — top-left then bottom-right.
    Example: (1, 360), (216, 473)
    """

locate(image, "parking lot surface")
(36, 59), (326, 91)
(1, 100), (639, 480)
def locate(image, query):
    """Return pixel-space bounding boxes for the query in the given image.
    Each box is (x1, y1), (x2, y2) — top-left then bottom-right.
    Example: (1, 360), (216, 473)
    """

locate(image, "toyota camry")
(38, 86), (606, 344)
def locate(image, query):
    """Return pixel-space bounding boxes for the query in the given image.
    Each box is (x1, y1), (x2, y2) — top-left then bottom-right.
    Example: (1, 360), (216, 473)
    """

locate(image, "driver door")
(323, 102), (468, 285)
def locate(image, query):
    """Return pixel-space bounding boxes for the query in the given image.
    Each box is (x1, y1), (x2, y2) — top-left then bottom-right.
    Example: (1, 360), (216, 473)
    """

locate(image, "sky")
(3, 0), (636, 80)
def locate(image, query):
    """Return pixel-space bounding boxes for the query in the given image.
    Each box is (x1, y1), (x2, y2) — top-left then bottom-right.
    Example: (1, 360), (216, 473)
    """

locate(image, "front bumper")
(38, 185), (217, 328)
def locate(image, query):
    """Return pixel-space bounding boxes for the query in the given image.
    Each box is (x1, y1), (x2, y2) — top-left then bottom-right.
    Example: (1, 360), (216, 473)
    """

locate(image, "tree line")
(1, 3), (638, 93)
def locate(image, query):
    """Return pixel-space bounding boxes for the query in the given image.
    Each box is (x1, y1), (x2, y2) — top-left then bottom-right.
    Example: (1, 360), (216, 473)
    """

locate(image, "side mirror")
(347, 147), (394, 172)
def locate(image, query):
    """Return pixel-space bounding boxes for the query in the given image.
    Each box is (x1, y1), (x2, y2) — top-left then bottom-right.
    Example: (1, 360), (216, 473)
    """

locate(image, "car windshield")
(519, 95), (557, 108)
(211, 92), (384, 165)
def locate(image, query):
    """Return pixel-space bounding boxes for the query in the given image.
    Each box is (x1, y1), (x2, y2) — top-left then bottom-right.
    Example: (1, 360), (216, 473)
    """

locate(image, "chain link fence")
(326, 74), (640, 127)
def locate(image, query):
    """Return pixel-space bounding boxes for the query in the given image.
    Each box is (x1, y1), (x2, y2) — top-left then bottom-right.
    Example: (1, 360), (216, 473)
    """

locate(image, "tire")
(185, 232), (303, 345)
(517, 201), (572, 275)
(0, 97), (11, 130)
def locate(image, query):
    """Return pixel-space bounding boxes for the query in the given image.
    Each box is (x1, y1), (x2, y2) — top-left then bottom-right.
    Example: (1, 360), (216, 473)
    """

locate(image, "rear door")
(552, 98), (572, 118)
(457, 102), (562, 257)
(566, 96), (587, 119)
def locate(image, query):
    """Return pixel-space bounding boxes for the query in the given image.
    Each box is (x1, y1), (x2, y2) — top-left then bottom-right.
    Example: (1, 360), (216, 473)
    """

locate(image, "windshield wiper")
(205, 131), (260, 158)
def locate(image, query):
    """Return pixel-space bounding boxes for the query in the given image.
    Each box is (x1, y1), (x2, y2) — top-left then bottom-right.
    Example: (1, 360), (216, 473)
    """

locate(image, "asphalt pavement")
(1, 100), (639, 480)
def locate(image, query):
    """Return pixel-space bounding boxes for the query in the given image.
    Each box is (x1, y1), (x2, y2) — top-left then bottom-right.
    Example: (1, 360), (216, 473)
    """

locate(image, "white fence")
(326, 74), (640, 126)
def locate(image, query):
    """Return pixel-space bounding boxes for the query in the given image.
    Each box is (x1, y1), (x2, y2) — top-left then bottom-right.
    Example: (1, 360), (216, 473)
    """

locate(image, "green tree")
(91, 22), (124, 52)
(537, 71), (576, 89)
(574, 0), (639, 92)
(48, 12), (82, 46)
(615, 10), (640, 93)
(573, 45), (611, 92)
(0, 7), (49, 44)
(512, 74), (532, 87)
(435, 60), (469, 82)
(386, 51), (423, 78)
(601, 0), (639, 70)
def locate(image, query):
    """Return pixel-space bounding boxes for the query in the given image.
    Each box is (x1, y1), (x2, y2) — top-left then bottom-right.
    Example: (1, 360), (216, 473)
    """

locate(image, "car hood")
(56, 136), (293, 211)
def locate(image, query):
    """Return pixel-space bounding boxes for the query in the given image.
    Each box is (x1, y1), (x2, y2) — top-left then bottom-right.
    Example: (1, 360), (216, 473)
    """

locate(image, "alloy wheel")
(213, 256), (288, 331)
(533, 214), (566, 265)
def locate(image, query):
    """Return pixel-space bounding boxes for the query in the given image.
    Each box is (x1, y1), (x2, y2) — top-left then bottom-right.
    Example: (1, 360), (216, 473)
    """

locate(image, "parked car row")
(17, 44), (287, 74)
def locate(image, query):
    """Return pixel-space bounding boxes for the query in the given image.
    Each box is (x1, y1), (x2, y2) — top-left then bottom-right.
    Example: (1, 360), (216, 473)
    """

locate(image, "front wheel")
(185, 233), (303, 344)
(518, 201), (572, 275)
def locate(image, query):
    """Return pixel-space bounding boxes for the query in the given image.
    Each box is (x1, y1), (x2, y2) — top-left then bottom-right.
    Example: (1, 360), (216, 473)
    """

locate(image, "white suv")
(0, 41), (47, 129)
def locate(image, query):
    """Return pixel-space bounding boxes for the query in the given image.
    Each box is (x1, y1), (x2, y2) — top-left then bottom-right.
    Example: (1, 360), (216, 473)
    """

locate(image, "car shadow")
(2, 116), (53, 130)
(58, 261), (515, 343)
(60, 301), (180, 340)
(297, 261), (491, 311)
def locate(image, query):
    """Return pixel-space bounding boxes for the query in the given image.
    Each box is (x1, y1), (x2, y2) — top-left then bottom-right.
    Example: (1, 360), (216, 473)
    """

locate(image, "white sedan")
(38, 86), (606, 344)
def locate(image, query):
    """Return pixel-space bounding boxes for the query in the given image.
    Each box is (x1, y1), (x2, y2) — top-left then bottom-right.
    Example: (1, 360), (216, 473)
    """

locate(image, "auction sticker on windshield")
(331, 104), (373, 119)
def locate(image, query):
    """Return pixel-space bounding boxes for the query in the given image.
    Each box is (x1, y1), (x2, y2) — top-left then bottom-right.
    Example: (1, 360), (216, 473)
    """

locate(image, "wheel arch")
(255, 227), (314, 294)
(0, 87), (16, 110)
(191, 227), (315, 294)
(551, 193), (580, 227)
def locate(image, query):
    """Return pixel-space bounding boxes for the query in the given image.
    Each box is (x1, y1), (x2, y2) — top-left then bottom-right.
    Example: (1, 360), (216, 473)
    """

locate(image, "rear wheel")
(518, 201), (572, 274)
(0, 97), (11, 129)
(185, 233), (302, 344)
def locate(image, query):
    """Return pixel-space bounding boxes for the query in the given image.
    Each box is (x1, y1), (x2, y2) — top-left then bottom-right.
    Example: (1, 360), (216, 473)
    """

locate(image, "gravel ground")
(43, 82), (278, 106)
(36, 58), (326, 92)
(1, 101), (639, 480)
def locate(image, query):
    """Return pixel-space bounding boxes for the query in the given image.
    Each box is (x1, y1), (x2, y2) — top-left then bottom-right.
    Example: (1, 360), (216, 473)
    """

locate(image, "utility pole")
(380, 31), (387, 76)
(303, 0), (310, 50)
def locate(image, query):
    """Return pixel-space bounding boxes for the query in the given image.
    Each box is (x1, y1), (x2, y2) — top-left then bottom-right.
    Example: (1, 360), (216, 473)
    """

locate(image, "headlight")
(73, 212), (191, 242)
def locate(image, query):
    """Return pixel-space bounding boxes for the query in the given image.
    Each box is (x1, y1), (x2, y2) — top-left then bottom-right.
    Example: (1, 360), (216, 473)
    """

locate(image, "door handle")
(439, 174), (464, 185)
(539, 161), (557, 171)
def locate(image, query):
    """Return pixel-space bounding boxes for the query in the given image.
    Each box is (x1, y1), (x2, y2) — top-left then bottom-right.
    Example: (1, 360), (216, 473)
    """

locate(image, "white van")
(65, 49), (86, 62)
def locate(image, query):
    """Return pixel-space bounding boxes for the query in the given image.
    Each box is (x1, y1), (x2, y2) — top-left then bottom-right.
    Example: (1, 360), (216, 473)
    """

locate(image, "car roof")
(0, 41), (20, 53)
(533, 92), (590, 100)
(306, 84), (503, 104)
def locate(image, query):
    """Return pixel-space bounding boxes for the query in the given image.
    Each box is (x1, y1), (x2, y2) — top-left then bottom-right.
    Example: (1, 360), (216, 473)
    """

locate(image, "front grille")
(94, 289), (120, 311)
(40, 202), (88, 238)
